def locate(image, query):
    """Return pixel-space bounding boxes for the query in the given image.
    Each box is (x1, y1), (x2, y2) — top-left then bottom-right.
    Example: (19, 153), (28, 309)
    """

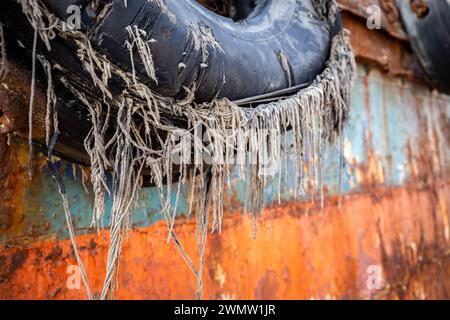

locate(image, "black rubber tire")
(0, 0), (340, 164)
(398, 0), (450, 94)
(3, 0), (336, 102)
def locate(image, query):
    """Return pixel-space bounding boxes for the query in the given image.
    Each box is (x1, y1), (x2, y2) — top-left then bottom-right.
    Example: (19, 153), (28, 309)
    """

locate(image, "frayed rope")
(15, 0), (355, 300)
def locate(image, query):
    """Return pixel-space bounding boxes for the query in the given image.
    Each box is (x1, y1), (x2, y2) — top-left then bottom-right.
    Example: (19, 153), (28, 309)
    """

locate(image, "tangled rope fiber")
(13, 0), (355, 299)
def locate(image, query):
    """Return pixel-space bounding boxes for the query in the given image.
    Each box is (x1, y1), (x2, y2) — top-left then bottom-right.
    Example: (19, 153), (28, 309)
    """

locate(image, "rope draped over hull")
(6, 0), (356, 299)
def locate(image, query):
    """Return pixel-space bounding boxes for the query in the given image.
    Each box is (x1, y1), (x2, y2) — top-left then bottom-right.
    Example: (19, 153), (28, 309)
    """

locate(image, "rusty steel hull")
(0, 182), (449, 300)
(0, 8), (450, 300)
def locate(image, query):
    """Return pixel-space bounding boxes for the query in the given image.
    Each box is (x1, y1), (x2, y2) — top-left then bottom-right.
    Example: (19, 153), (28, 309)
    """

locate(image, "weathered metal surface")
(2, 64), (449, 237)
(337, 0), (408, 40)
(0, 181), (449, 300)
(0, 63), (449, 299)
(0, 8), (449, 299)
(0, 63), (47, 137)
(342, 12), (426, 81)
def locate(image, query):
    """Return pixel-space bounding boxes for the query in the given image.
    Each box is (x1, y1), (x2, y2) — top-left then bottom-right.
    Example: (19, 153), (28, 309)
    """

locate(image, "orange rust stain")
(342, 12), (418, 80)
(1, 137), (30, 235)
(338, 0), (407, 41)
(0, 136), (47, 239)
(0, 181), (449, 300)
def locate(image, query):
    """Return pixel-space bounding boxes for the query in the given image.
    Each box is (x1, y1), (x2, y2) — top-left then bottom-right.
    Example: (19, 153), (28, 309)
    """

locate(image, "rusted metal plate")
(342, 12), (426, 81)
(338, 0), (408, 40)
(0, 64), (449, 299)
(0, 5), (449, 300)
(0, 181), (448, 299)
(0, 63), (47, 137)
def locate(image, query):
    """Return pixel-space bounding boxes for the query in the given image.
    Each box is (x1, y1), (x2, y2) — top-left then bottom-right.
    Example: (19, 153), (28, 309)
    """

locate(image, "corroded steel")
(0, 63), (47, 137)
(1, 64), (449, 299)
(0, 4), (449, 300)
(342, 12), (424, 80)
(0, 180), (448, 299)
(338, 0), (408, 40)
